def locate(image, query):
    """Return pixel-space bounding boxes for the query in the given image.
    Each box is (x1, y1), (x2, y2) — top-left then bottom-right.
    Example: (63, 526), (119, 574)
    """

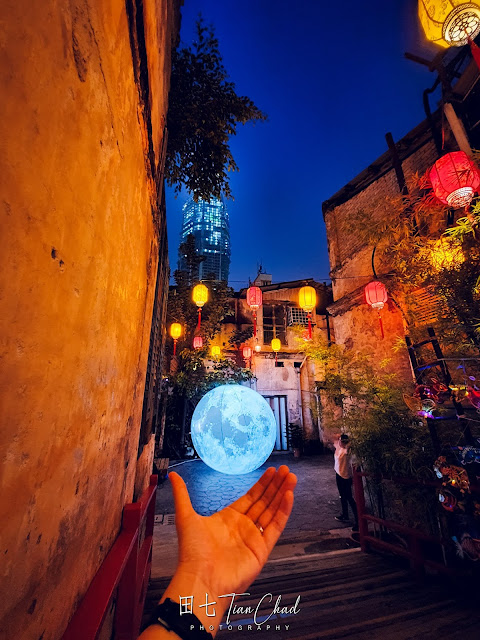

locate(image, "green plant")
(165, 235), (253, 454)
(287, 423), (303, 450)
(165, 18), (267, 201)
(342, 168), (480, 353)
(298, 336), (434, 478)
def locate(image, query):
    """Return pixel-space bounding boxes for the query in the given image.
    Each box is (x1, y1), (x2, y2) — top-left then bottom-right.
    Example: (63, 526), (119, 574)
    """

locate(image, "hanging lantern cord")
(371, 245), (378, 279)
(377, 309), (384, 340)
(275, 351), (278, 365)
(197, 307), (202, 331)
(308, 311), (312, 339)
(467, 35), (480, 72)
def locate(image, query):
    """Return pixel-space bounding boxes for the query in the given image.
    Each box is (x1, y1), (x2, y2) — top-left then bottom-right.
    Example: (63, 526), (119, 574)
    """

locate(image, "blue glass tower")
(179, 198), (231, 282)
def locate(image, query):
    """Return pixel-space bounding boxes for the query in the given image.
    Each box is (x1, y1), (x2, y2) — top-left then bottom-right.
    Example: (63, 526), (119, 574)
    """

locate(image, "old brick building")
(211, 275), (333, 451)
(322, 48), (480, 386)
(0, 0), (180, 637)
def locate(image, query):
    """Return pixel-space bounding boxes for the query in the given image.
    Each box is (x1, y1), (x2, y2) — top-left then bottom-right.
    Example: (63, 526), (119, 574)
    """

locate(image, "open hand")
(170, 465), (297, 596)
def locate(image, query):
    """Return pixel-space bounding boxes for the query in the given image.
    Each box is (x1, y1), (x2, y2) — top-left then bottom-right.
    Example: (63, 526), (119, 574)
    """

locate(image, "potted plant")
(287, 423), (303, 458)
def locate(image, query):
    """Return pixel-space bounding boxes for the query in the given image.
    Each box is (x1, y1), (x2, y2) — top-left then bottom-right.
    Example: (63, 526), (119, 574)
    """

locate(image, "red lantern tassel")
(468, 36), (480, 71)
(308, 313), (312, 339)
(253, 311), (257, 337)
(197, 307), (202, 331)
(173, 339), (177, 356)
(377, 310), (384, 340)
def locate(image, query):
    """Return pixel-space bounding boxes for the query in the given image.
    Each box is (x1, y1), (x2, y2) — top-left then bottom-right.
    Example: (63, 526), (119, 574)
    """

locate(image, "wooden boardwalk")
(144, 548), (480, 639)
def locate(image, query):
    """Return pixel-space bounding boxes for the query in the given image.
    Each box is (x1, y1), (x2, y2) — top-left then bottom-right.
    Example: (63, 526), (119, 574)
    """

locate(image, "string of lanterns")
(170, 282), (210, 356)
(170, 280), (322, 362)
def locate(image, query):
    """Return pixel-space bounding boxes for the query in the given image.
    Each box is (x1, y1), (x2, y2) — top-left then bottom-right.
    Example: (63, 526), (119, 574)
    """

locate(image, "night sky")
(166, 0), (442, 288)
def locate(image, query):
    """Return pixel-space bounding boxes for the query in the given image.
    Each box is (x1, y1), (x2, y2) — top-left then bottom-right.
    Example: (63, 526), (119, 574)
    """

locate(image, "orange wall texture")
(0, 0), (178, 637)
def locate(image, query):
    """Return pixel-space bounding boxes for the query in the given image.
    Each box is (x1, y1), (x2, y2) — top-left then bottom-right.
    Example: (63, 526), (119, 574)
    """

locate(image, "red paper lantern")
(242, 346), (252, 360)
(365, 281), (388, 339)
(193, 336), (203, 350)
(246, 286), (262, 337)
(365, 281), (388, 310)
(246, 285), (262, 308)
(429, 151), (480, 209)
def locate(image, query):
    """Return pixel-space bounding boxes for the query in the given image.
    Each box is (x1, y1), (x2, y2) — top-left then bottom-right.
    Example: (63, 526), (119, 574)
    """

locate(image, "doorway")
(263, 395), (288, 451)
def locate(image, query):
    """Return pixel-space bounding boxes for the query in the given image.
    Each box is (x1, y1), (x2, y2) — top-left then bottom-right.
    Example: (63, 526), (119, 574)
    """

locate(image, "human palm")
(170, 466), (297, 596)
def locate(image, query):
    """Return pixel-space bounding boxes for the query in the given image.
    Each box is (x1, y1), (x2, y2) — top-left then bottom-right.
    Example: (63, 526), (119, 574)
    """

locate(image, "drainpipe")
(296, 355), (307, 430)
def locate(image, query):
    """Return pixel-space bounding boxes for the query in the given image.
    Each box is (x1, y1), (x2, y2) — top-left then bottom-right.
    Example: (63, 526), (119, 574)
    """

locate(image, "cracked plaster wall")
(0, 0), (177, 637)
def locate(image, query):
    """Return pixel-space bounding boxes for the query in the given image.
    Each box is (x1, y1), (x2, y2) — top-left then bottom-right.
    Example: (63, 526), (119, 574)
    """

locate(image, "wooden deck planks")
(143, 548), (480, 639)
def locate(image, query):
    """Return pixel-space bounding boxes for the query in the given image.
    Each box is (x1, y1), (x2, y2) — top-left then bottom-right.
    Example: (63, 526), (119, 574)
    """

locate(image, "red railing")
(353, 469), (459, 578)
(62, 474), (158, 640)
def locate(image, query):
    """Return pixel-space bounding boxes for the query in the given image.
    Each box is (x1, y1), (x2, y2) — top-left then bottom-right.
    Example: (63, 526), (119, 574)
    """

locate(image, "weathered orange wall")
(0, 0), (177, 637)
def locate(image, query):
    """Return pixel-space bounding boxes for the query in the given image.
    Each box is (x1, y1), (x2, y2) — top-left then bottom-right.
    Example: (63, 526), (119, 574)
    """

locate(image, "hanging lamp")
(299, 285), (316, 339)
(246, 286), (262, 337)
(429, 151), (480, 209)
(211, 345), (221, 358)
(271, 338), (281, 364)
(193, 335), (203, 350)
(170, 322), (182, 355)
(242, 346), (252, 368)
(365, 281), (388, 339)
(418, 1), (480, 68)
(192, 283), (208, 331)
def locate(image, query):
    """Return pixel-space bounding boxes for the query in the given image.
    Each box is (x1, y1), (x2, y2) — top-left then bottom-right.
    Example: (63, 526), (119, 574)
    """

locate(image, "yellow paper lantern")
(211, 345), (221, 358)
(170, 322), (182, 340)
(193, 283), (209, 331)
(170, 322), (182, 355)
(271, 338), (281, 364)
(418, 1), (480, 48)
(299, 285), (316, 339)
(192, 283), (209, 307)
(271, 338), (281, 352)
(299, 285), (316, 312)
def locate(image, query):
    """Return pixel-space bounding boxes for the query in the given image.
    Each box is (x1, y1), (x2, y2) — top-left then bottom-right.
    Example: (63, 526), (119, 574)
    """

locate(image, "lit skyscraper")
(179, 198), (231, 282)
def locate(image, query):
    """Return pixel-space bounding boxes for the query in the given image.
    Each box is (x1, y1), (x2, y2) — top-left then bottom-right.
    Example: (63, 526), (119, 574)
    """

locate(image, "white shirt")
(334, 443), (352, 479)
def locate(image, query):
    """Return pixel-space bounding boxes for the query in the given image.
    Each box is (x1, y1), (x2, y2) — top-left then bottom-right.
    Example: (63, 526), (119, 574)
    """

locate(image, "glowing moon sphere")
(191, 385), (277, 475)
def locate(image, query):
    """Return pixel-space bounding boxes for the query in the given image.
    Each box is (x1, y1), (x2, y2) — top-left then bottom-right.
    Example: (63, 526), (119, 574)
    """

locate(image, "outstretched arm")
(139, 465), (297, 639)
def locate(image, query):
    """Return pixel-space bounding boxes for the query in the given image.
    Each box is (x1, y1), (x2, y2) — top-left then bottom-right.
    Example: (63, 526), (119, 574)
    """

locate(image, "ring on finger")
(255, 522), (264, 534)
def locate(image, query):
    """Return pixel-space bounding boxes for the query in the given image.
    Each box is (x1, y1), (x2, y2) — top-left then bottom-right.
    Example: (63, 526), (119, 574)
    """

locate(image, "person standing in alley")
(333, 433), (358, 532)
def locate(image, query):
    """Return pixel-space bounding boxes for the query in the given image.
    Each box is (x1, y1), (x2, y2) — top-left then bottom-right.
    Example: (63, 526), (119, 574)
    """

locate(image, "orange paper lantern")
(192, 283), (209, 330)
(299, 285), (316, 338)
(170, 322), (182, 355)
